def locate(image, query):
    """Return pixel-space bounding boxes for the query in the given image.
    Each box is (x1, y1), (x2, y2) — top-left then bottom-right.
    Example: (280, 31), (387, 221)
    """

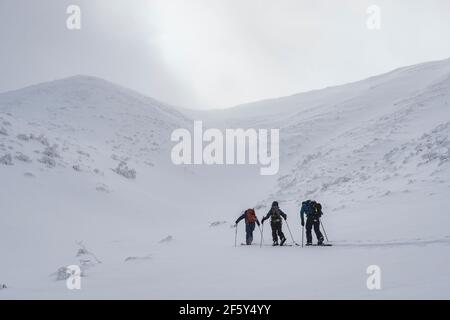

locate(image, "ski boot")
(306, 242), (313, 246)
(280, 237), (287, 246)
(317, 238), (324, 246)
(272, 241), (279, 246)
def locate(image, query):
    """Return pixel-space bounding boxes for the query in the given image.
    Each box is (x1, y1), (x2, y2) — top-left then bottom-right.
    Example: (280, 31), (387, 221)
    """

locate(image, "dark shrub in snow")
(210, 221), (228, 227)
(54, 266), (84, 281)
(55, 267), (71, 281)
(15, 152), (31, 163)
(95, 184), (110, 193)
(38, 156), (56, 168)
(30, 134), (50, 146)
(159, 235), (173, 243)
(113, 161), (136, 179)
(0, 154), (13, 165)
(17, 133), (31, 141)
(43, 144), (59, 158)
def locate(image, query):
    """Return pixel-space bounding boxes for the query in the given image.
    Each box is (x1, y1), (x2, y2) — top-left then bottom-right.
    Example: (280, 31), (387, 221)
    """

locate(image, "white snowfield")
(1, 59), (450, 299)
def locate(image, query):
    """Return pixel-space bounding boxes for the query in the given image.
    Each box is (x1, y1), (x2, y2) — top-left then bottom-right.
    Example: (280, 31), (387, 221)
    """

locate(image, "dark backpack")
(304, 200), (323, 217)
(271, 207), (282, 221)
(314, 202), (323, 217)
(245, 209), (257, 224)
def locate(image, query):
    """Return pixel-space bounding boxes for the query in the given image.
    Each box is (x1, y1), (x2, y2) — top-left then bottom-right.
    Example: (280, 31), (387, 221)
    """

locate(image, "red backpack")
(245, 209), (257, 224)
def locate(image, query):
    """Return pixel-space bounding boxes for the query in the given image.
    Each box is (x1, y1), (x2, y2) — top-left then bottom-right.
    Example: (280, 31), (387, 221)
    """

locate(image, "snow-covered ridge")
(205, 58), (450, 214)
(0, 75), (193, 184)
(223, 57), (450, 120)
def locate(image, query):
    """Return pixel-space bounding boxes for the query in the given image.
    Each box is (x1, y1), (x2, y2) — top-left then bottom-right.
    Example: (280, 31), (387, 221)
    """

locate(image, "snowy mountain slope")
(0, 75), (189, 154)
(184, 58), (450, 299)
(0, 75), (277, 299)
(1, 59), (450, 299)
(0, 75), (201, 209)
(0, 77), (198, 299)
(218, 59), (450, 240)
(221, 58), (450, 120)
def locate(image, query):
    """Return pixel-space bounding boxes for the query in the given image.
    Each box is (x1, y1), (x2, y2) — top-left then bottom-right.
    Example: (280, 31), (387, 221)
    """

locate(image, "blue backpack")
(304, 200), (323, 217)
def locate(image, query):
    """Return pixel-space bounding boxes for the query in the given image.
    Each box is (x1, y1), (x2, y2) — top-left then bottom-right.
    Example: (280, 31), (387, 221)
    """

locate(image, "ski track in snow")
(241, 236), (450, 249)
(332, 236), (450, 248)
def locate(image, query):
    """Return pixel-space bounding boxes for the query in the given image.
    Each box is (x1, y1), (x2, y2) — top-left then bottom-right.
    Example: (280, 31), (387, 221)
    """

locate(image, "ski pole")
(234, 223), (238, 247)
(302, 225), (304, 248)
(285, 219), (299, 246)
(320, 220), (329, 242)
(258, 224), (264, 248)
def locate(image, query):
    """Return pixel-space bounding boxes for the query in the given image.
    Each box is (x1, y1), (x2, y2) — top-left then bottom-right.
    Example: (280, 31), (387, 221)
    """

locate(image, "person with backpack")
(235, 209), (261, 245)
(300, 200), (325, 246)
(261, 201), (288, 246)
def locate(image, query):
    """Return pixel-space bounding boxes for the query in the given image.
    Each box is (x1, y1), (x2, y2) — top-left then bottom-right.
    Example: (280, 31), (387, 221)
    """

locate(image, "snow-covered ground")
(1, 59), (450, 299)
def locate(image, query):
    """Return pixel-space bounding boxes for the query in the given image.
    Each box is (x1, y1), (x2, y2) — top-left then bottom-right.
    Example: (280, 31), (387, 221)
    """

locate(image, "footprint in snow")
(334, 237), (450, 248)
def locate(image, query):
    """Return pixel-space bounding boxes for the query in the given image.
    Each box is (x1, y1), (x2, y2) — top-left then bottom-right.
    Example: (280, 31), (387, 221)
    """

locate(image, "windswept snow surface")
(1, 59), (450, 299)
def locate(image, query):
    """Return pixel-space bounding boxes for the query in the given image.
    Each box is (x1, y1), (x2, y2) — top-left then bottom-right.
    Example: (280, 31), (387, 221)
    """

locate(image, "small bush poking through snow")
(54, 266), (85, 281)
(17, 134), (31, 141)
(76, 241), (102, 264)
(55, 267), (72, 281)
(38, 156), (56, 168)
(30, 134), (50, 146)
(77, 150), (90, 158)
(15, 152), (31, 163)
(210, 221), (228, 227)
(0, 154), (13, 165)
(0, 284), (7, 290)
(43, 144), (59, 158)
(113, 161), (136, 179)
(96, 184), (110, 193)
(93, 168), (104, 176)
(144, 161), (154, 167)
(159, 235), (173, 243)
(52, 243), (103, 281)
(76, 247), (89, 257)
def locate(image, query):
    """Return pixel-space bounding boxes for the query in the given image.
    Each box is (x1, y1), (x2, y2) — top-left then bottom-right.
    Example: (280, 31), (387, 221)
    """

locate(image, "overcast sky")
(1, 0), (450, 109)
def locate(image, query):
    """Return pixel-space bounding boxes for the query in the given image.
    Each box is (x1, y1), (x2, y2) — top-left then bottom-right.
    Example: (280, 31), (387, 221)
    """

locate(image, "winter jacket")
(300, 200), (323, 225)
(236, 211), (261, 226)
(262, 206), (287, 224)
